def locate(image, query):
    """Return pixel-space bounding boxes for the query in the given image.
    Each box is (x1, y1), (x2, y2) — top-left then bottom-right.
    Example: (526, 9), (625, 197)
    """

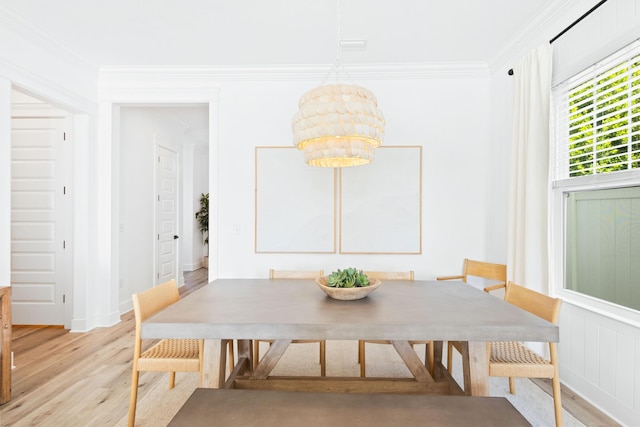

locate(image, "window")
(553, 40), (640, 180)
(565, 187), (640, 311)
(552, 39), (640, 316)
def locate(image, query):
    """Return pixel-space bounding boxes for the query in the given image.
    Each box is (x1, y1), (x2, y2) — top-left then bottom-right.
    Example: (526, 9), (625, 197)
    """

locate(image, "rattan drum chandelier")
(291, 2), (385, 168)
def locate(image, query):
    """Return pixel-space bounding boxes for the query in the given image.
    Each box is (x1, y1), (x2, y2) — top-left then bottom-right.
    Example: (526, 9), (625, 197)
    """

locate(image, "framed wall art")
(340, 146), (422, 254)
(254, 147), (336, 253)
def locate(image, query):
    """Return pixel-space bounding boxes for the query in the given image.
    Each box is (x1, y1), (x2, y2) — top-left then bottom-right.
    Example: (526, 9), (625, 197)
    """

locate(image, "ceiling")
(2, 0), (558, 67)
(4, 0), (561, 144)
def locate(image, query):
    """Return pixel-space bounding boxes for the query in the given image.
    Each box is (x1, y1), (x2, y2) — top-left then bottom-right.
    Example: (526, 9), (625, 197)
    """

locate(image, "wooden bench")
(168, 388), (531, 426)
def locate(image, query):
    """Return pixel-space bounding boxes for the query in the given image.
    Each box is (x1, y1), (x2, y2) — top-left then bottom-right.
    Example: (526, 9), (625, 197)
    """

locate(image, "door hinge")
(63, 240), (66, 249)
(63, 132), (66, 141)
(157, 234), (160, 240)
(157, 272), (160, 279)
(63, 294), (66, 303)
(157, 194), (160, 202)
(63, 186), (66, 195)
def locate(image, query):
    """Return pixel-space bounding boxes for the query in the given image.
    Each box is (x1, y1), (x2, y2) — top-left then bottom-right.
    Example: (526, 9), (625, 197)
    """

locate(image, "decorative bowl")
(315, 276), (381, 300)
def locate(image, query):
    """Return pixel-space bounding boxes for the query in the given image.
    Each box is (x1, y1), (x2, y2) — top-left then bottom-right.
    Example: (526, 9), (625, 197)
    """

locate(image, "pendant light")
(291, 1), (385, 167)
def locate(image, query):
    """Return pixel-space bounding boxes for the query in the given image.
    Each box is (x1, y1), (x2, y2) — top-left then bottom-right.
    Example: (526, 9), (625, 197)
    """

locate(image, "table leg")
(432, 341), (443, 380)
(202, 339), (224, 388)
(237, 339), (252, 373)
(251, 339), (292, 379)
(465, 341), (489, 396)
(390, 340), (433, 383)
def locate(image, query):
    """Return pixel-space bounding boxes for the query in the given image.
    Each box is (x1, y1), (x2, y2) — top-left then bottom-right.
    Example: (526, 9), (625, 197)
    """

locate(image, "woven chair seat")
(489, 341), (554, 378)
(130, 280), (214, 427)
(137, 339), (201, 372)
(480, 282), (562, 427)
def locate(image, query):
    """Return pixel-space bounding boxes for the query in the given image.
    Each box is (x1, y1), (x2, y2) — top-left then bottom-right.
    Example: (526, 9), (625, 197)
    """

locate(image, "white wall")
(182, 143), (198, 271)
(181, 139), (210, 272)
(0, 78), (10, 289)
(489, 0), (640, 424)
(208, 75), (493, 279)
(189, 144), (209, 269)
(560, 303), (640, 425)
(0, 20), (96, 105)
(99, 67), (495, 286)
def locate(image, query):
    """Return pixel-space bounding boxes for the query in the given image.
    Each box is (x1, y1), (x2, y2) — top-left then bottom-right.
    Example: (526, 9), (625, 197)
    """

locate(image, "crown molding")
(0, 5), (98, 74)
(99, 62), (489, 88)
(0, 56), (97, 114)
(488, 0), (578, 74)
(99, 63), (489, 103)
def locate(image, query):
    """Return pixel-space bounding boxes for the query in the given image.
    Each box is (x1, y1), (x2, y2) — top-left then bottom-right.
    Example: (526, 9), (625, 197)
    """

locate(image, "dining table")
(141, 278), (559, 396)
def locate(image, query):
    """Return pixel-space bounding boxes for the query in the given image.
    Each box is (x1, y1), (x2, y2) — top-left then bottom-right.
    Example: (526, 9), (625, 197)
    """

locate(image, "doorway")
(117, 105), (209, 308)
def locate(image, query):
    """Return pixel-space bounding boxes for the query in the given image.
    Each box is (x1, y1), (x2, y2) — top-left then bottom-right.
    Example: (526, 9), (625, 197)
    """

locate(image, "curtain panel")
(507, 44), (553, 292)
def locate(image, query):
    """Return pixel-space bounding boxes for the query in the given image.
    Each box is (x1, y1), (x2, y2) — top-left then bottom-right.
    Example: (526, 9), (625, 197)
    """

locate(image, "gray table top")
(142, 279), (558, 343)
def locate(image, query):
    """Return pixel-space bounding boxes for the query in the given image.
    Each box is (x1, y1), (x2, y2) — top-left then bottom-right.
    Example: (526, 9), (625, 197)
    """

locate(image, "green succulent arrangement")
(326, 268), (370, 288)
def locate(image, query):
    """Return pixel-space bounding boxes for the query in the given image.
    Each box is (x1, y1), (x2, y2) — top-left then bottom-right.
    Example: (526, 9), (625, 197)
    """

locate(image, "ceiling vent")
(339, 40), (367, 51)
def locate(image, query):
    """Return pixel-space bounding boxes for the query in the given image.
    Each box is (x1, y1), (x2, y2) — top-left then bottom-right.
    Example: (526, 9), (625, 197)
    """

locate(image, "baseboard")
(183, 261), (203, 271)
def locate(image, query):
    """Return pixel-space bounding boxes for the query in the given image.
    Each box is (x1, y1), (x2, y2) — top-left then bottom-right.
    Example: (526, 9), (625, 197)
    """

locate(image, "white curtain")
(507, 44), (553, 292)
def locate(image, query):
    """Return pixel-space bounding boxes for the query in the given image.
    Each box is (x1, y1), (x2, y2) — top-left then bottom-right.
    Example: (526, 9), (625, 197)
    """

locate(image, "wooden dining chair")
(253, 269), (326, 376)
(128, 279), (234, 427)
(358, 271), (433, 377)
(484, 281), (563, 427)
(437, 259), (507, 374)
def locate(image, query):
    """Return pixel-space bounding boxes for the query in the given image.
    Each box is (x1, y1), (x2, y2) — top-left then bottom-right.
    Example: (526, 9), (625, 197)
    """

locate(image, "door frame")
(98, 82), (219, 326)
(4, 79), (92, 331)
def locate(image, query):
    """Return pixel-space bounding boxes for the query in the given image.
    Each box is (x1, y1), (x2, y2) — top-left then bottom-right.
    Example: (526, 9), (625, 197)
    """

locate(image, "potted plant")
(316, 268), (381, 300)
(326, 268), (370, 288)
(195, 193), (209, 268)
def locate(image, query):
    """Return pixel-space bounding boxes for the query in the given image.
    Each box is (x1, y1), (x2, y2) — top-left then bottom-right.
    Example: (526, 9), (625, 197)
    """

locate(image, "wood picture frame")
(340, 146), (422, 254)
(254, 147), (336, 253)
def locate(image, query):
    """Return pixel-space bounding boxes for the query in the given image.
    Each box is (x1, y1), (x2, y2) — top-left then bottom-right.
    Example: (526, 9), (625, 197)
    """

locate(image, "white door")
(11, 117), (70, 325)
(156, 146), (179, 284)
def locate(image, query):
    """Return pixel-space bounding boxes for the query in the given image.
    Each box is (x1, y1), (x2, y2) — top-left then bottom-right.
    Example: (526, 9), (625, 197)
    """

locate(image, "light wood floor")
(0, 268), (618, 426)
(0, 269), (209, 427)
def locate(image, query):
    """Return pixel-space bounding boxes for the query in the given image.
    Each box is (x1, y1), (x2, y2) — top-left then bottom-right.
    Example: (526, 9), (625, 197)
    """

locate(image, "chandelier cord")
(335, 0), (342, 69)
(320, 0), (355, 85)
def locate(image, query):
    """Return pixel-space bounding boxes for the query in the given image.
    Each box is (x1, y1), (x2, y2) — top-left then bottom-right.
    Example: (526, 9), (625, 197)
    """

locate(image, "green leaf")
(326, 268), (370, 288)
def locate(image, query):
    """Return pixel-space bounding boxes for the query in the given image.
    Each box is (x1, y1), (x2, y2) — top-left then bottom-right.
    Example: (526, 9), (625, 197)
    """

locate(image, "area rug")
(117, 340), (582, 427)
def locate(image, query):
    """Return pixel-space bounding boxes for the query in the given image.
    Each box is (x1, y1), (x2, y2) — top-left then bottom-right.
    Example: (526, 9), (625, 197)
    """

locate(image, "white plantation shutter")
(552, 39), (640, 181)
